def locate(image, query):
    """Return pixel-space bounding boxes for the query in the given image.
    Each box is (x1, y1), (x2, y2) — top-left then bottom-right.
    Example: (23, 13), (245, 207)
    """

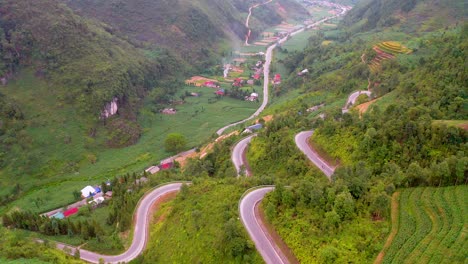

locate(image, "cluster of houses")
(252, 60), (264, 81)
(49, 185), (111, 219)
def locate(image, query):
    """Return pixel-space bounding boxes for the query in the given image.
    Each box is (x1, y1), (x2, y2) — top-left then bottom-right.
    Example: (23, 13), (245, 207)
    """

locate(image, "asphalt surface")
(232, 134), (256, 177)
(216, 2), (351, 136)
(295, 131), (334, 179)
(53, 182), (186, 263)
(342, 90), (372, 113)
(240, 187), (290, 264)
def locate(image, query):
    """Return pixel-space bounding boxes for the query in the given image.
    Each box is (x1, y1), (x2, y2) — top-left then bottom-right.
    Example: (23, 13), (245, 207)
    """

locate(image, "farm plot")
(377, 186), (467, 264)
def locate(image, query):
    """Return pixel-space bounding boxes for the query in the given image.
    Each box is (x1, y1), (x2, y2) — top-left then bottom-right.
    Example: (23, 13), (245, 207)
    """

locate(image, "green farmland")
(379, 186), (467, 264)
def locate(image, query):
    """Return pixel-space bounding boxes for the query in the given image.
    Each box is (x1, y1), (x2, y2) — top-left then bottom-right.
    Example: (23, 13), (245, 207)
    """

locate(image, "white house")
(88, 196), (105, 205)
(81, 186), (96, 198)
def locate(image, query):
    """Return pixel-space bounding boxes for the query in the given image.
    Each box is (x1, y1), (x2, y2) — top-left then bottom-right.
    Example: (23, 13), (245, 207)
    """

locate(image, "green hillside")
(63, 0), (308, 69)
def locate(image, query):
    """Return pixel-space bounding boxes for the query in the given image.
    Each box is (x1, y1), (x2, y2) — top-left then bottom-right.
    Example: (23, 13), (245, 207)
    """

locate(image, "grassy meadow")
(1, 71), (263, 213)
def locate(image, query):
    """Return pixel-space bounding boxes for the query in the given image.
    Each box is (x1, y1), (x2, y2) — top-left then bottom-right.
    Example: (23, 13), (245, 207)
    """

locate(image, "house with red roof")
(274, 74), (281, 84)
(215, 89), (225, 96)
(63, 207), (78, 218)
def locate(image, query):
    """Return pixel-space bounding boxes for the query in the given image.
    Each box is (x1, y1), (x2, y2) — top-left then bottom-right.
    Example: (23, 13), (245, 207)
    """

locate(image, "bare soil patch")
(356, 97), (381, 115)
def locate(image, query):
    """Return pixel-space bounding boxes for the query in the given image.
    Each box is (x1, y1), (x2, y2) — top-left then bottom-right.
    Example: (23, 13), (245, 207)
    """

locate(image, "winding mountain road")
(240, 187), (291, 264)
(53, 182), (187, 263)
(232, 134), (256, 176)
(295, 131), (334, 178)
(216, 2), (351, 136)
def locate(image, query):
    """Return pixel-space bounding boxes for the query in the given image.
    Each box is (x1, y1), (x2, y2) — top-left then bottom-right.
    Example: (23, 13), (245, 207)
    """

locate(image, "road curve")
(232, 134), (256, 177)
(240, 187), (290, 264)
(53, 182), (187, 263)
(342, 90), (372, 113)
(295, 131), (334, 179)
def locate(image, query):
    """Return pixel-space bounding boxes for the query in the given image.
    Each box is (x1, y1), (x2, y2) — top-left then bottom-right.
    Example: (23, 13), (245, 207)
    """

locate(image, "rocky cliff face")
(100, 97), (118, 119)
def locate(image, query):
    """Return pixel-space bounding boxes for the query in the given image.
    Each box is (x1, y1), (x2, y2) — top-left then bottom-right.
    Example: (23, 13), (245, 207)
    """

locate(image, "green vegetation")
(0, 226), (84, 264)
(142, 179), (263, 263)
(380, 186), (467, 263)
(164, 133), (187, 153)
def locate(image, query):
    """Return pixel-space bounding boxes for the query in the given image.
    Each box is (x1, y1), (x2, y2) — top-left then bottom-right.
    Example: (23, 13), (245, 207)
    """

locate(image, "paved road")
(342, 90), (372, 113)
(53, 182), (187, 263)
(216, 2), (351, 136)
(295, 131), (334, 179)
(240, 187), (290, 264)
(232, 134), (256, 177)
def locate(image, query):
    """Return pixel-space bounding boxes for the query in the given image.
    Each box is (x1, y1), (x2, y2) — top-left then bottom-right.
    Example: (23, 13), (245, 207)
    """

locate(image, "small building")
(233, 78), (243, 87)
(247, 123), (263, 131)
(215, 89), (225, 96)
(63, 207), (78, 218)
(273, 74), (281, 84)
(298, 69), (309, 76)
(81, 186), (96, 198)
(247, 80), (254, 85)
(253, 74), (261, 80)
(160, 162), (173, 170)
(105, 191), (113, 198)
(245, 92), (259, 102)
(145, 165), (160, 174)
(88, 197), (105, 206)
(190, 92), (200, 97)
(51, 212), (65, 219)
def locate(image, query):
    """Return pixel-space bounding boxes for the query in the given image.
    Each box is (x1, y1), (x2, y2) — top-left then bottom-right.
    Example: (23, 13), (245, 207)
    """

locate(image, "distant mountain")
(63, 0), (308, 69)
(341, 0), (466, 33)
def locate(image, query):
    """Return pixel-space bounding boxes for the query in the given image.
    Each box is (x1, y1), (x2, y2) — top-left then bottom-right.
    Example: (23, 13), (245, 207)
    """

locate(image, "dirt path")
(374, 191), (401, 264)
(245, 0), (274, 46)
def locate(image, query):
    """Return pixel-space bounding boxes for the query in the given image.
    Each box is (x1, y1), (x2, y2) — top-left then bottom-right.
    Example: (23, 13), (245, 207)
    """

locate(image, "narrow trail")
(245, 0), (274, 46)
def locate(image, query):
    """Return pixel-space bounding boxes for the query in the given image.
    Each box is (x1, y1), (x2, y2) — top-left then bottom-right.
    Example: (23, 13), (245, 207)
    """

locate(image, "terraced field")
(368, 41), (412, 73)
(377, 186), (467, 264)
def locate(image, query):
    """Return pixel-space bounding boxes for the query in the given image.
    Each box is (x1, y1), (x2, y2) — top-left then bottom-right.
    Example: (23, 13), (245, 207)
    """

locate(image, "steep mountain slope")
(63, 0), (308, 69)
(341, 0), (466, 33)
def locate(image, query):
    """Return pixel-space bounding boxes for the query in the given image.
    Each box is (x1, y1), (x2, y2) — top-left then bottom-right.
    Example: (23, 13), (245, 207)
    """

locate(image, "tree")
(164, 133), (187, 153)
(72, 190), (82, 200)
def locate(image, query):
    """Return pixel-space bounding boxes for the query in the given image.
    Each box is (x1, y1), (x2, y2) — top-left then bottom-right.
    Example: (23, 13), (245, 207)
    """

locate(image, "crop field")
(378, 186), (467, 264)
